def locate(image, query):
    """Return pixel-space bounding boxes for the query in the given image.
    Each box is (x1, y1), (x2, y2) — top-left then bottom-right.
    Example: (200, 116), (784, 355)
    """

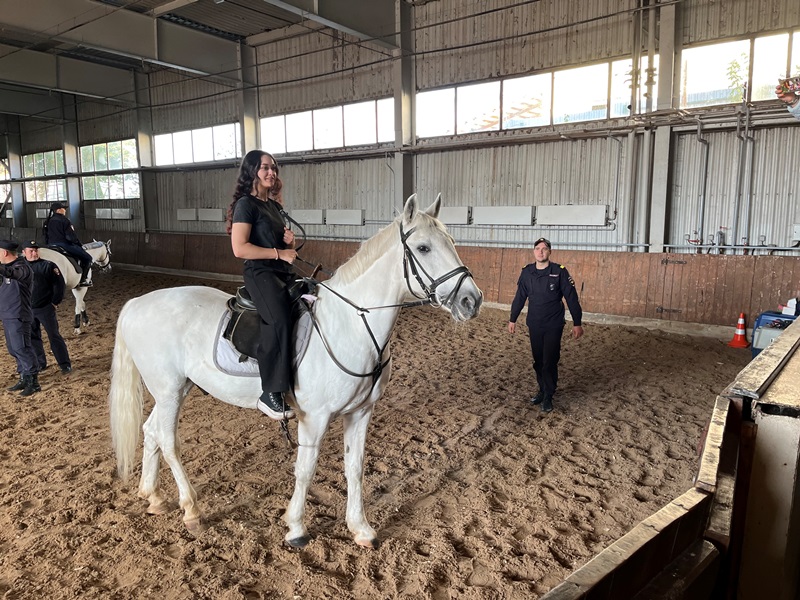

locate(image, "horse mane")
(330, 211), (444, 286)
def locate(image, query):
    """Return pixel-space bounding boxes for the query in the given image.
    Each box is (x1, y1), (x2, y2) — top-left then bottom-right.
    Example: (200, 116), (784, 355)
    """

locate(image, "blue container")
(752, 311), (799, 358)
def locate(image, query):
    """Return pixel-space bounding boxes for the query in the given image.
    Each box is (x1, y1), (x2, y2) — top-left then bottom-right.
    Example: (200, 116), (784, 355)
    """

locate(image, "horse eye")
(417, 245), (430, 254)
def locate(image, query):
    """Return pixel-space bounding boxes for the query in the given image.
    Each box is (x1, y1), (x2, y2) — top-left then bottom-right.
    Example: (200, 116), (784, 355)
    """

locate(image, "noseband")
(399, 222), (472, 308)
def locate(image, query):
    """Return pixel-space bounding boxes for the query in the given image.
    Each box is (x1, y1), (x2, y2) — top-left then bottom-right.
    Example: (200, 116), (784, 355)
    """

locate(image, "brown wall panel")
(88, 229), (800, 329)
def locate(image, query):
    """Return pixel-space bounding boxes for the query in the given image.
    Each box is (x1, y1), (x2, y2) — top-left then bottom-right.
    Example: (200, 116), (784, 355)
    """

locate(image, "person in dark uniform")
(226, 150), (297, 420)
(508, 237), (584, 413)
(21, 241), (72, 374)
(0, 240), (41, 396)
(43, 201), (93, 287)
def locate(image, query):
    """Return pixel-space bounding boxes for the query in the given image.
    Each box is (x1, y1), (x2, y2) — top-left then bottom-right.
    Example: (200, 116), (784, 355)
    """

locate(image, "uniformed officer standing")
(0, 239), (41, 396)
(507, 237), (584, 413)
(21, 240), (72, 374)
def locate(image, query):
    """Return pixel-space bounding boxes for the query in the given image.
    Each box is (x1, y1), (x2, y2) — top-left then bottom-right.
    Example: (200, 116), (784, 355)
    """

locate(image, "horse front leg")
(343, 406), (378, 548)
(72, 288), (87, 334)
(284, 414), (330, 548)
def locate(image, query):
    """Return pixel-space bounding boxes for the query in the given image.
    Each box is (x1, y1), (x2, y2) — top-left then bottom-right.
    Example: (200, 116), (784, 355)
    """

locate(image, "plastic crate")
(752, 311), (798, 358)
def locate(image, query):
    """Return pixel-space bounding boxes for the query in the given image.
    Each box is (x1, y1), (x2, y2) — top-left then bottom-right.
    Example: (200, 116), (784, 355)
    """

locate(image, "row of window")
(4, 29), (800, 204)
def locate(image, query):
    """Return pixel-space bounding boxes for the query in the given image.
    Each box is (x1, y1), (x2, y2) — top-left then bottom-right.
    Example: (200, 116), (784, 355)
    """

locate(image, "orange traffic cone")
(728, 312), (750, 348)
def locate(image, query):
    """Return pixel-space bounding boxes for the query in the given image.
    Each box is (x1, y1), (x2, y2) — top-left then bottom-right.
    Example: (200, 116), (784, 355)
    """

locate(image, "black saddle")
(45, 245), (83, 274)
(223, 279), (315, 362)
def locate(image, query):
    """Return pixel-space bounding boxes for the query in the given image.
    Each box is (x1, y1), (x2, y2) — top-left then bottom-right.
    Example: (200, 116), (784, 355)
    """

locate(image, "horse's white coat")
(38, 241), (112, 334)
(109, 196), (482, 547)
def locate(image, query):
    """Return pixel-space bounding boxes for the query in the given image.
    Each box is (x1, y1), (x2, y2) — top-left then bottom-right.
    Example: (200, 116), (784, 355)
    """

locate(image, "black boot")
(19, 374), (41, 397)
(531, 390), (544, 405)
(7, 376), (25, 392)
(541, 395), (554, 413)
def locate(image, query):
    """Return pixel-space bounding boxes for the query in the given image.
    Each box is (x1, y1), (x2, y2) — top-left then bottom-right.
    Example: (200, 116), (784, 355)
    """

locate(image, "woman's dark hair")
(225, 150), (281, 234)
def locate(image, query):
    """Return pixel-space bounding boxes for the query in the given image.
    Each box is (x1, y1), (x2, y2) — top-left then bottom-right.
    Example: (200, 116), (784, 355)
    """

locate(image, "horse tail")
(109, 301), (144, 481)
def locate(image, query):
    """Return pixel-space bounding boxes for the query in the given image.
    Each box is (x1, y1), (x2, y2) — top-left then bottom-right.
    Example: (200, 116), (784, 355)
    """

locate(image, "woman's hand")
(277, 248), (297, 264)
(283, 228), (295, 245)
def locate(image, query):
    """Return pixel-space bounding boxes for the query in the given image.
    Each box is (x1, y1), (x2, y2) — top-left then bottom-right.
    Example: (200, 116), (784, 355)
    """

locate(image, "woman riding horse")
(44, 202), (93, 287)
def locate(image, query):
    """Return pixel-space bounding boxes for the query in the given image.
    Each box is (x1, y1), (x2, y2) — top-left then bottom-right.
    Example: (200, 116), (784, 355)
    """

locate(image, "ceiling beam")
(260, 0), (398, 49)
(150, 0), (201, 17)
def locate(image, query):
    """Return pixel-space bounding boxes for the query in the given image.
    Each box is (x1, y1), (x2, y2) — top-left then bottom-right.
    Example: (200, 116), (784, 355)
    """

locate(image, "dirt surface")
(0, 269), (750, 599)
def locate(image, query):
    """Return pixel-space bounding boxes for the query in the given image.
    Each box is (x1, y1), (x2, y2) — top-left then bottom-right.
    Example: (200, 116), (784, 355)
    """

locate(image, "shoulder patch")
(559, 264), (565, 269)
(53, 267), (61, 276)
(568, 276), (575, 286)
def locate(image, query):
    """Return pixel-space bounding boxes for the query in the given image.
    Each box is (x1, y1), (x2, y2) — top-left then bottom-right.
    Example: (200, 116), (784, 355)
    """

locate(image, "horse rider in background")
(44, 202), (94, 287)
(0, 240), (41, 396)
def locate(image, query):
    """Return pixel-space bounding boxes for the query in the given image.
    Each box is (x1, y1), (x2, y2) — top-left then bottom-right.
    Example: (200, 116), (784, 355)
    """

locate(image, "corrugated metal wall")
(149, 69), (240, 134)
(154, 167), (237, 232)
(76, 99), (138, 145)
(670, 125), (800, 252)
(19, 119), (63, 154)
(415, 137), (635, 250)
(414, 0), (636, 90)
(256, 28), (393, 116)
(682, 0), (800, 46)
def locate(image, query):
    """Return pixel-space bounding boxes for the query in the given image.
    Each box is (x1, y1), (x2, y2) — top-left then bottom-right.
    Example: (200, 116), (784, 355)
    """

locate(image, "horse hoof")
(356, 537), (379, 549)
(284, 535), (311, 549)
(185, 518), (206, 535)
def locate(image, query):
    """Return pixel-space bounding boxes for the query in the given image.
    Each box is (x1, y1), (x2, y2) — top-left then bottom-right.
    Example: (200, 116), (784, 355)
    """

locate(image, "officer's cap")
(534, 237), (552, 250)
(50, 201), (67, 212)
(21, 240), (40, 250)
(0, 239), (20, 252)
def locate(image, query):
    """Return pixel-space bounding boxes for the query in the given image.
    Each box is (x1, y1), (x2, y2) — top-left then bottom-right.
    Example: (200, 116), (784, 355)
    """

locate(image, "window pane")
(344, 101), (377, 146)
(377, 98), (394, 143)
(34, 153), (45, 177)
(80, 146), (94, 172)
(313, 106), (343, 149)
(44, 151), (55, 176)
(212, 124), (237, 160)
(793, 31), (800, 75)
(173, 131), (193, 164)
(235, 124), (242, 157)
(611, 59), (633, 118)
(107, 141), (123, 170)
(46, 180), (59, 201)
(23, 155), (34, 178)
(638, 54), (660, 111)
(457, 81), (500, 133)
(752, 34), (789, 101)
(34, 180), (46, 202)
(123, 173), (140, 198)
(554, 64), (608, 123)
(192, 127), (214, 162)
(154, 134), (174, 166)
(82, 176), (97, 200)
(417, 88), (455, 137)
(286, 111), (314, 152)
(0, 160), (9, 179)
(56, 180), (66, 200)
(55, 150), (65, 174)
(24, 180), (37, 202)
(503, 73), (551, 129)
(108, 174), (124, 199)
(680, 40), (750, 108)
(261, 116), (286, 155)
(96, 175), (110, 199)
(122, 139), (138, 169)
(94, 144), (108, 171)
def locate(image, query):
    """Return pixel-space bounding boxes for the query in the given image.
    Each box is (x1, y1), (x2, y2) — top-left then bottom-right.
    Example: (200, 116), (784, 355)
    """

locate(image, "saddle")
(45, 245), (83, 274)
(223, 278), (316, 362)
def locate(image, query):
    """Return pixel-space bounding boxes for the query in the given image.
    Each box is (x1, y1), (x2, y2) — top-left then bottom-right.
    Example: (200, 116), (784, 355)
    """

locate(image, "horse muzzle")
(440, 279), (482, 322)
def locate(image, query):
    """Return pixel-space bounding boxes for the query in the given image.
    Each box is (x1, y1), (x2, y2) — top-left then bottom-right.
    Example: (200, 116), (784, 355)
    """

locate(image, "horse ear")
(403, 193), (418, 223)
(424, 193), (442, 219)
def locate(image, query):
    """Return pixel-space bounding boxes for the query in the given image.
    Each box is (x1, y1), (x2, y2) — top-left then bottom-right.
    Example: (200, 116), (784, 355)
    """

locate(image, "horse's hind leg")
(152, 386), (203, 533)
(138, 407), (170, 515)
(343, 408), (378, 548)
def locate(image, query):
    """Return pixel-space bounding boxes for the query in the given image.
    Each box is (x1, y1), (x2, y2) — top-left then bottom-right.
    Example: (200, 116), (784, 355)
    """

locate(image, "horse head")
(399, 194), (482, 321)
(91, 239), (113, 274)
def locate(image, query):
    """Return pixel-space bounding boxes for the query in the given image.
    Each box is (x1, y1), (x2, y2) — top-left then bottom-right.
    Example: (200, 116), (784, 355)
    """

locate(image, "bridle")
(298, 219), (475, 386)
(95, 242), (112, 273)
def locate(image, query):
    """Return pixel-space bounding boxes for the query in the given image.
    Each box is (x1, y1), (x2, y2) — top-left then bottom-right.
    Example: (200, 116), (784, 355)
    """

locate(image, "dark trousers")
(31, 305), (71, 370)
(244, 265), (294, 394)
(528, 325), (563, 398)
(2, 318), (38, 376)
(53, 242), (93, 281)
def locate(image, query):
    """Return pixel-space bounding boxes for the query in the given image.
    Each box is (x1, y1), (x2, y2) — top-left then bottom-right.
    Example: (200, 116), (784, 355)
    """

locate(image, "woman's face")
(252, 155), (279, 197)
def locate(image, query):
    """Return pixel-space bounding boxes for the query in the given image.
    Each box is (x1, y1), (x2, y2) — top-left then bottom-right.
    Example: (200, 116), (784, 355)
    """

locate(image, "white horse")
(109, 195), (482, 547)
(38, 241), (112, 335)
